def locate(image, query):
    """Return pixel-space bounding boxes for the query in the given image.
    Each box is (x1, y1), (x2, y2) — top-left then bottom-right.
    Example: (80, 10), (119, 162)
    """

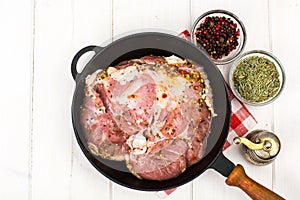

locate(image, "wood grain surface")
(0, 0), (299, 199)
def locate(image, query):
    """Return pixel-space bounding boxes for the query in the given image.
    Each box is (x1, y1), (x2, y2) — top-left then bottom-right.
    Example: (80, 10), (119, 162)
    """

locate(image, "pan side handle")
(226, 164), (284, 200)
(71, 45), (103, 81)
(211, 153), (284, 200)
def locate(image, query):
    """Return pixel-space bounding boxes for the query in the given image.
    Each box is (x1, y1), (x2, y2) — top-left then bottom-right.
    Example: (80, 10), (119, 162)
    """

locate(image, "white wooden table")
(1, 0), (299, 199)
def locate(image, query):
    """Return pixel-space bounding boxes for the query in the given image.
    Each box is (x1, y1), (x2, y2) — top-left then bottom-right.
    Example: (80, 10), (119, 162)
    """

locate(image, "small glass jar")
(191, 9), (247, 65)
(229, 50), (285, 106)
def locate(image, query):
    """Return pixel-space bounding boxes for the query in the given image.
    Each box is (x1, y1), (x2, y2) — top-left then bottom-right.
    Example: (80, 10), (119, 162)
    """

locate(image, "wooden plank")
(70, 143), (110, 200)
(270, 1), (300, 199)
(0, 0), (33, 199)
(113, 0), (190, 37)
(0, 0), (297, 199)
(32, 0), (75, 199)
(72, 0), (113, 50)
(70, 1), (112, 199)
(191, 0), (274, 199)
(112, 182), (192, 200)
(112, 0), (192, 199)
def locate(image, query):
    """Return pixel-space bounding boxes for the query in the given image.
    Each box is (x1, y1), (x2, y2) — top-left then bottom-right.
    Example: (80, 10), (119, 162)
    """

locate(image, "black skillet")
(71, 32), (283, 199)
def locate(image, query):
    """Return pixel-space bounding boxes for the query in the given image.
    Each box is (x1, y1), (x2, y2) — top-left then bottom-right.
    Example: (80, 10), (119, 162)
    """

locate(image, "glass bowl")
(191, 9), (247, 65)
(229, 50), (285, 106)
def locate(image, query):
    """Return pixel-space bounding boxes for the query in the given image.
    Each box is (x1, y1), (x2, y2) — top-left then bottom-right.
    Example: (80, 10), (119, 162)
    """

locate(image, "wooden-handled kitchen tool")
(226, 164), (284, 200)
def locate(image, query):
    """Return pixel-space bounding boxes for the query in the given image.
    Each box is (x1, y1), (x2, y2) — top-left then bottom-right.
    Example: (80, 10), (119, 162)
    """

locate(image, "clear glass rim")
(229, 50), (286, 106)
(191, 9), (247, 65)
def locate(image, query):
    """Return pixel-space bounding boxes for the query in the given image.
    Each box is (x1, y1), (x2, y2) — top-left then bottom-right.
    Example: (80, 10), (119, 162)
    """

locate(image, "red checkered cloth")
(156, 30), (257, 198)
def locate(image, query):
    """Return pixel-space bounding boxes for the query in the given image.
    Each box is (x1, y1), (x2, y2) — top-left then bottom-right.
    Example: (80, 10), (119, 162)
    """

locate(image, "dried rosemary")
(232, 56), (280, 103)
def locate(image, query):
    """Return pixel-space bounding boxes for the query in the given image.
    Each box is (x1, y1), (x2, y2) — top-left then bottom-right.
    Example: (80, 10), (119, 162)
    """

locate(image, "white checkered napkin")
(156, 31), (257, 198)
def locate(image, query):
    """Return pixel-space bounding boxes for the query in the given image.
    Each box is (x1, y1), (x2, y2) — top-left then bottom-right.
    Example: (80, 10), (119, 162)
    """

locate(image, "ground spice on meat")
(80, 55), (214, 181)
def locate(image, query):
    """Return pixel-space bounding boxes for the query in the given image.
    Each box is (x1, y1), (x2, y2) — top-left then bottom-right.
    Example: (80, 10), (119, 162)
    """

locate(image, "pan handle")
(211, 153), (284, 200)
(226, 164), (284, 200)
(71, 45), (103, 80)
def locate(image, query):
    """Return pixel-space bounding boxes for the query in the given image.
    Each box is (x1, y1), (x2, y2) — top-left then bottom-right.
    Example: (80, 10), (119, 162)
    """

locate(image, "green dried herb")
(233, 56), (280, 103)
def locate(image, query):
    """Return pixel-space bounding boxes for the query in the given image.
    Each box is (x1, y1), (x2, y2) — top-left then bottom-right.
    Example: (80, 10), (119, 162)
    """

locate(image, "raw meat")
(80, 55), (213, 180)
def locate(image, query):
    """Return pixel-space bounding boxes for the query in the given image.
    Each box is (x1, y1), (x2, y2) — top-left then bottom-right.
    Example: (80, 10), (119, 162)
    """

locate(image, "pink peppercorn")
(195, 16), (240, 60)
